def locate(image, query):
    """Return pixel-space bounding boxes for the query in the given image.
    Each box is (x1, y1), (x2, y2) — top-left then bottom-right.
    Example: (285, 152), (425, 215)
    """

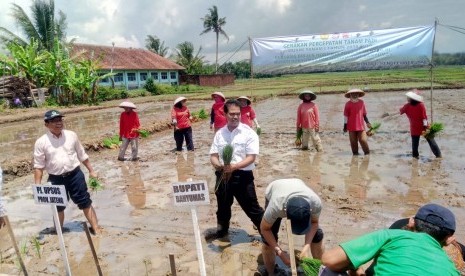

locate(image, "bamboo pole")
(4, 216), (28, 276)
(82, 222), (103, 276)
(169, 253), (177, 276)
(285, 219), (297, 276)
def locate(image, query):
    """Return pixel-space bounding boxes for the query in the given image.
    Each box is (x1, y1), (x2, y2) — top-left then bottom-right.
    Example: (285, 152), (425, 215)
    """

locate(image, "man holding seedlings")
(322, 203), (458, 275)
(260, 178), (324, 275)
(33, 110), (101, 235)
(208, 99), (264, 240)
(343, 88), (371, 155)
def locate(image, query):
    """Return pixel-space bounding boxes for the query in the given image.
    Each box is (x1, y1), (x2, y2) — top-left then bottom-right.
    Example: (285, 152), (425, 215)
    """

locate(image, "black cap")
(415, 203), (456, 232)
(44, 110), (64, 121)
(286, 197), (311, 235)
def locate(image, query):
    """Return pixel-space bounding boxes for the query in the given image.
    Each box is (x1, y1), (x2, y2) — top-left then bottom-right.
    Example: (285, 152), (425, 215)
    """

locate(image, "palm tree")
(173, 41), (205, 74)
(200, 5), (228, 73)
(0, 0), (67, 51)
(145, 35), (169, 57)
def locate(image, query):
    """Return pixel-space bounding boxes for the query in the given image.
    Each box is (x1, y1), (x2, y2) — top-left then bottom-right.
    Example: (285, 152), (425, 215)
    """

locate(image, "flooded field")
(1, 90), (464, 275)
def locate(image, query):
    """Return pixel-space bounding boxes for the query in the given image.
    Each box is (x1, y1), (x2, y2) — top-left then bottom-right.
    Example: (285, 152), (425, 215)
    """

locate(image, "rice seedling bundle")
(88, 177), (104, 192)
(295, 128), (303, 147)
(423, 122), (444, 139)
(300, 257), (322, 276)
(215, 144), (234, 191)
(256, 127), (262, 136)
(367, 122), (381, 136)
(197, 108), (208, 119)
(138, 129), (150, 138)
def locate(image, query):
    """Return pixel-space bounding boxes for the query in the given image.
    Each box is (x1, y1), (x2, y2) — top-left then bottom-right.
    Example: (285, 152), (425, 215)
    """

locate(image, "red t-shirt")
(171, 106), (191, 129)
(240, 105), (256, 127)
(296, 102), (320, 129)
(344, 100), (367, 131)
(400, 102), (427, 136)
(212, 102), (227, 129)
(120, 111), (140, 139)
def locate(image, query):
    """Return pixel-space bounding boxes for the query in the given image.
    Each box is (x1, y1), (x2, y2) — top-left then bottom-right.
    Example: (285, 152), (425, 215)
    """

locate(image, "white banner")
(251, 25), (435, 74)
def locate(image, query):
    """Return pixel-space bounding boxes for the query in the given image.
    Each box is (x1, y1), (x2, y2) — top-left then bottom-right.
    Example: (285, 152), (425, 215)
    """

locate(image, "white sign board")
(172, 181), (210, 206)
(251, 25), (435, 74)
(32, 185), (68, 206)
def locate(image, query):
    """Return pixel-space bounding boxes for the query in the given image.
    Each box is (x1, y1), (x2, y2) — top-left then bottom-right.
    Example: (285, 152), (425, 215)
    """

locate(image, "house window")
(127, 73), (136, 82)
(140, 72), (148, 81)
(170, 72), (177, 79)
(114, 73), (124, 82)
(151, 72), (159, 80)
(98, 73), (108, 83)
(161, 72), (168, 80)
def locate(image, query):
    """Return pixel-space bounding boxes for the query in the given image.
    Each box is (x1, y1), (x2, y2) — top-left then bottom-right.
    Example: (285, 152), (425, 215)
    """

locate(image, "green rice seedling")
(367, 122), (381, 136)
(256, 127), (262, 136)
(300, 257), (322, 276)
(88, 177), (104, 192)
(138, 129), (150, 138)
(295, 128), (303, 146)
(31, 236), (42, 258)
(197, 108), (208, 119)
(215, 144), (234, 191)
(424, 122), (444, 139)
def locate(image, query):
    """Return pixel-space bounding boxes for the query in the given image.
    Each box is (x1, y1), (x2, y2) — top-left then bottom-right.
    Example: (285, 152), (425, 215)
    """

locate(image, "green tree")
(173, 41), (205, 74)
(200, 5), (228, 74)
(0, 0), (67, 51)
(145, 35), (168, 57)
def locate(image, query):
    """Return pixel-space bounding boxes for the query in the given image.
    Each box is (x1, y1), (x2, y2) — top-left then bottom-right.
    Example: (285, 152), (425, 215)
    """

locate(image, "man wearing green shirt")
(322, 203), (459, 275)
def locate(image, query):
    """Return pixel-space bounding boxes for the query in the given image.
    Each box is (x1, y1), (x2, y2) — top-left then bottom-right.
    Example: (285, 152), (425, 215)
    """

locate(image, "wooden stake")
(285, 219), (297, 276)
(169, 253), (177, 276)
(82, 222), (103, 276)
(4, 215), (28, 276)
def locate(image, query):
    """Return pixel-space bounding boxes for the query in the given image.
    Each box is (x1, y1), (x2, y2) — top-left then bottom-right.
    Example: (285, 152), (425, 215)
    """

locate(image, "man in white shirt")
(260, 178), (324, 274)
(33, 110), (101, 235)
(208, 99), (264, 240)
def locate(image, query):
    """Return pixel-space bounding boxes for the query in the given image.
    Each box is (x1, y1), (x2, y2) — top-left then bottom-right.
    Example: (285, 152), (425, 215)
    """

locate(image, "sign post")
(172, 179), (210, 276)
(32, 184), (72, 276)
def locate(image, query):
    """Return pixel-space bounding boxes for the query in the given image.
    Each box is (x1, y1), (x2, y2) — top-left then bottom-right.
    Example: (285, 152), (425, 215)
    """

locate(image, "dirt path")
(1, 90), (464, 275)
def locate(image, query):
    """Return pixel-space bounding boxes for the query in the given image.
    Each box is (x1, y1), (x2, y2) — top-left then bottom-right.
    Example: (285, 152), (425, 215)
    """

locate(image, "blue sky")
(1, 0), (464, 63)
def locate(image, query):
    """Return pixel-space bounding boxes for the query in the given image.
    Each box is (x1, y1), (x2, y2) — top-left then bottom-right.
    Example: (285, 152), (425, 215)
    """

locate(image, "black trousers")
(411, 135), (441, 158)
(174, 126), (194, 151)
(214, 170), (264, 233)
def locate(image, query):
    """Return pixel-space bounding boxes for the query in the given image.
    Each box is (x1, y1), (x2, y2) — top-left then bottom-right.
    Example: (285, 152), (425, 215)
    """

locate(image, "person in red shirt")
(399, 90), (441, 158)
(343, 89), (372, 155)
(237, 96), (260, 129)
(210, 91), (227, 132)
(118, 101), (140, 161)
(171, 97), (194, 151)
(296, 91), (323, 151)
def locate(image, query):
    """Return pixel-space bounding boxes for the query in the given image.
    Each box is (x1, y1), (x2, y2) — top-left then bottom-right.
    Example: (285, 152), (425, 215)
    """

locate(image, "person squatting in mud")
(207, 99), (264, 240)
(343, 88), (371, 155)
(33, 110), (101, 235)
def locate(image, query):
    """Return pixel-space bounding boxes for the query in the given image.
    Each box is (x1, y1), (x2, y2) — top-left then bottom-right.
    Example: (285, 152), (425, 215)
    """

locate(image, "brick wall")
(180, 74), (235, 87)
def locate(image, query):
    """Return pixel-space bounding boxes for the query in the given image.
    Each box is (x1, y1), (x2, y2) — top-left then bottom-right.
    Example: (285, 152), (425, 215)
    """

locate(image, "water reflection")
(121, 163), (146, 210)
(175, 152), (195, 182)
(345, 156), (371, 199)
(297, 152), (322, 191)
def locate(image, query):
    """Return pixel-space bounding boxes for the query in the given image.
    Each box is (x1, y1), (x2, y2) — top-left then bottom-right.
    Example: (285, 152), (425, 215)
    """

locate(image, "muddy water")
(1, 90), (465, 275)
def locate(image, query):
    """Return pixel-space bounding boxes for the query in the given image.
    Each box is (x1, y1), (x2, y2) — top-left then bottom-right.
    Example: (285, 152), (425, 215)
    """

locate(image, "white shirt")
(263, 178), (322, 225)
(0, 166), (5, 216)
(209, 123), (259, 171)
(33, 129), (89, 175)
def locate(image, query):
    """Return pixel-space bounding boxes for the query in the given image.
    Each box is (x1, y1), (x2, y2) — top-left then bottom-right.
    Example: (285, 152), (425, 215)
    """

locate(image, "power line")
(438, 24), (465, 36)
(217, 39), (248, 63)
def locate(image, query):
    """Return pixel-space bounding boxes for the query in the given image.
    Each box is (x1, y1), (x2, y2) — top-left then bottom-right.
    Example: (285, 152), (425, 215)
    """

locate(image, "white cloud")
(255, 0), (292, 15)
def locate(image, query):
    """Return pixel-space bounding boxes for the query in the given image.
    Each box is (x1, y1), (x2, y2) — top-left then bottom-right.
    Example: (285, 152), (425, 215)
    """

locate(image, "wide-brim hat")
(299, 90), (317, 101)
(211, 91), (225, 101)
(174, 96), (187, 105)
(119, 101), (137, 109)
(286, 197), (311, 235)
(237, 96), (251, 105)
(344, 88), (365, 98)
(44, 110), (65, 121)
(405, 91), (423, 103)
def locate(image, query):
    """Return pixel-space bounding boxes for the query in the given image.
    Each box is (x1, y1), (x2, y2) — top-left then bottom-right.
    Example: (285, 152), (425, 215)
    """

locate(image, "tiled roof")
(71, 43), (185, 71)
